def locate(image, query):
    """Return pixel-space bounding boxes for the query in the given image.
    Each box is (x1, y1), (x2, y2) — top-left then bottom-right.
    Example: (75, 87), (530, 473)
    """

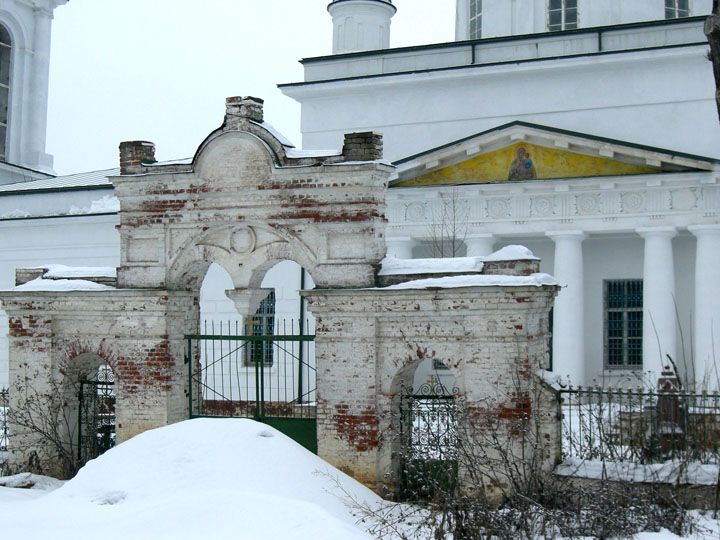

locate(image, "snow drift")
(0, 418), (378, 540)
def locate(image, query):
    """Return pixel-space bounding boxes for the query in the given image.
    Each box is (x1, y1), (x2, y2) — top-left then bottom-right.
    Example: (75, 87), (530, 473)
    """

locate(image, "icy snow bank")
(384, 273), (558, 290)
(14, 278), (116, 291)
(1, 419), (377, 540)
(0, 472), (64, 491)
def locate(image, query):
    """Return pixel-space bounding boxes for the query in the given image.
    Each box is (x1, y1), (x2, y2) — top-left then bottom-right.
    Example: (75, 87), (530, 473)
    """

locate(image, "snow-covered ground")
(0, 419), (378, 540)
(0, 418), (718, 539)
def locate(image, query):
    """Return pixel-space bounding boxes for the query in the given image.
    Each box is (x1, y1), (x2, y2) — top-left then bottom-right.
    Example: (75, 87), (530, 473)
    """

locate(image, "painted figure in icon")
(508, 146), (537, 180)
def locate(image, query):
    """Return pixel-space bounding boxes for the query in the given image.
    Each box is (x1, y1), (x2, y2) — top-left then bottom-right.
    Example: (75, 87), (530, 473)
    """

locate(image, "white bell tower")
(328, 0), (397, 54)
(0, 0), (67, 173)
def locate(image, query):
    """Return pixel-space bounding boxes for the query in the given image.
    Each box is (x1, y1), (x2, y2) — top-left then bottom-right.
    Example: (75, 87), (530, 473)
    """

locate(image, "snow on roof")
(1, 419), (378, 540)
(379, 255), (485, 276)
(483, 245), (540, 261)
(68, 195), (120, 215)
(0, 168), (117, 193)
(382, 273), (557, 290)
(41, 265), (117, 279)
(253, 120), (296, 148)
(286, 148), (343, 159)
(14, 278), (116, 292)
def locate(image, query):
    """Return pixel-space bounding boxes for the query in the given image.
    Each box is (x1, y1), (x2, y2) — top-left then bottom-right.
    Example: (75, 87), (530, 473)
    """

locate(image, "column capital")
(226, 288), (273, 317)
(546, 230), (586, 241)
(688, 224), (720, 237)
(635, 226), (677, 238)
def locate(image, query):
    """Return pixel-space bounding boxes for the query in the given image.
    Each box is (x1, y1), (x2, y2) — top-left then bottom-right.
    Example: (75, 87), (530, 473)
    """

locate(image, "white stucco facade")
(455, 0), (713, 39)
(279, 3), (720, 389)
(0, 0), (66, 173)
(1, 1), (719, 391)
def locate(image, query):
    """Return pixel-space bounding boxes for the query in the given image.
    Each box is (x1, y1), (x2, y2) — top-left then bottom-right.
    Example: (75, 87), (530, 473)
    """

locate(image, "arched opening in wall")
(398, 358), (459, 501)
(63, 354), (116, 468)
(193, 260), (317, 451)
(0, 24), (11, 161)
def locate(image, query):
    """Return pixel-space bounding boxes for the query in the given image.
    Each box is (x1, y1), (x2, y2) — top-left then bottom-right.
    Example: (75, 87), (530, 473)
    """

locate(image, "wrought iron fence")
(559, 386), (720, 464)
(187, 319), (316, 420)
(0, 387), (7, 453)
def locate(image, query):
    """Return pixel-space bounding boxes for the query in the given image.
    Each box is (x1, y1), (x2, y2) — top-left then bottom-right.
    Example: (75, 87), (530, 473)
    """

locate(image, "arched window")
(548, 0), (578, 32)
(0, 24), (10, 161)
(665, 0), (690, 19)
(468, 0), (482, 40)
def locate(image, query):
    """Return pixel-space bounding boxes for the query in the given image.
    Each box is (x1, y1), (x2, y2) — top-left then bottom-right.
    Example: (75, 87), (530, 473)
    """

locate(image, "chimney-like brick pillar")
(119, 141), (156, 175)
(225, 96), (264, 128)
(342, 132), (383, 161)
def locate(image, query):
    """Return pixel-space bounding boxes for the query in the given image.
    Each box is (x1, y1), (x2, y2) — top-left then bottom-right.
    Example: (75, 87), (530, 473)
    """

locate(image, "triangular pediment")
(391, 122), (717, 187)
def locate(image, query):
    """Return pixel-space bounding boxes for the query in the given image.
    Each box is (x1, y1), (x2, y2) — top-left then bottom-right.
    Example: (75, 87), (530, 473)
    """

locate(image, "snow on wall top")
(13, 277), (116, 292)
(379, 255), (485, 276)
(483, 245), (540, 261)
(382, 273), (557, 290)
(41, 265), (117, 279)
(379, 245), (540, 276)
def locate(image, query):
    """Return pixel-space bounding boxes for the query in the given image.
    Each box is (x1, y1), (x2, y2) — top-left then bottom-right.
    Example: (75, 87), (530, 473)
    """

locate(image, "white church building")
(1, 0), (719, 389)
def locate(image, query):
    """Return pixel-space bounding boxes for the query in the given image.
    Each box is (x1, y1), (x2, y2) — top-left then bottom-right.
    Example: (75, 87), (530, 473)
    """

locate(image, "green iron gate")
(399, 383), (459, 501)
(77, 367), (116, 464)
(186, 321), (317, 453)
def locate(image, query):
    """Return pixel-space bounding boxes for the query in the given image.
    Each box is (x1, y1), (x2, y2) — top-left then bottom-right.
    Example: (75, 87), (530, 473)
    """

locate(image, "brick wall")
(304, 284), (559, 497)
(1, 290), (198, 476)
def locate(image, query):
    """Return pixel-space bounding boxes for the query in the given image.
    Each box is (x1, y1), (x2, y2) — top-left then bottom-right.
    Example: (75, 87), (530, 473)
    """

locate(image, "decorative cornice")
(386, 174), (720, 237)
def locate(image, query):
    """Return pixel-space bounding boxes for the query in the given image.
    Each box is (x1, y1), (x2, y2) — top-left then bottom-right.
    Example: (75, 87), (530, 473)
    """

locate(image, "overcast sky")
(45, 0), (456, 175)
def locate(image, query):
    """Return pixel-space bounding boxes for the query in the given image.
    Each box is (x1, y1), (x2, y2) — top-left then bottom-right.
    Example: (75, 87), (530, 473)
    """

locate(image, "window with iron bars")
(604, 280), (643, 369)
(548, 0), (578, 32)
(246, 291), (275, 367)
(665, 0), (690, 19)
(468, 0), (482, 39)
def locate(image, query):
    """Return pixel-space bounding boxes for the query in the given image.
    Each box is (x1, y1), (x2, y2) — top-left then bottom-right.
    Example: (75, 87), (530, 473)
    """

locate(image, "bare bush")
(340, 375), (698, 539)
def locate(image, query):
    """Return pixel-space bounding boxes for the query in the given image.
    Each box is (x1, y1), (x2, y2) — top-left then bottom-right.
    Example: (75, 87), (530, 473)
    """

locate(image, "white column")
(25, 7), (54, 171)
(637, 227), (677, 381)
(547, 231), (586, 385)
(385, 237), (416, 259)
(465, 233), (496, 257)
(689, 225), (720, 391)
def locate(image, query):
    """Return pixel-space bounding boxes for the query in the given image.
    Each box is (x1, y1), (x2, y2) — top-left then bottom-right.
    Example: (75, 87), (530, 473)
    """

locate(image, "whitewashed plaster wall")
(0, 213), (119, 386)
(0, 0), (67, 172)
(455, 0), (713, 39)
(288, 44), (718, 163)
(496, 234), (697, 387)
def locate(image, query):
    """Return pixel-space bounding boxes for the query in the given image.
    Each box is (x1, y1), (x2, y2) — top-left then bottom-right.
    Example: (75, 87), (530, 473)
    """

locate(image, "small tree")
(427, 187), (468, 258)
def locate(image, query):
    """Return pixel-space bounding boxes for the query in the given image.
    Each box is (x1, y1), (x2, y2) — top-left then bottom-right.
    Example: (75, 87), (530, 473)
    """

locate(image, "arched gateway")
(2, 97), (559, 499)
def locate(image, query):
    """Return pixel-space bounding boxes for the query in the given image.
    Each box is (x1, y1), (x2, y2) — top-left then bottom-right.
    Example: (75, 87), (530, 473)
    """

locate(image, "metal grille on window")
(548, 0), (578, 32)
(605, 280), (643, 369)
(247, 291), (275, 367)
(665, 0), (690, 19)
(469, 0), (482, 40)
(0, 25), (11, 161)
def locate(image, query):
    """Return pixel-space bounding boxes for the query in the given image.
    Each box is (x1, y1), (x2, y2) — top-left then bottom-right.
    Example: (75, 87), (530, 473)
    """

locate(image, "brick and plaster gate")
(0, 96), (390, 476)
(1, 97), (560, 499)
